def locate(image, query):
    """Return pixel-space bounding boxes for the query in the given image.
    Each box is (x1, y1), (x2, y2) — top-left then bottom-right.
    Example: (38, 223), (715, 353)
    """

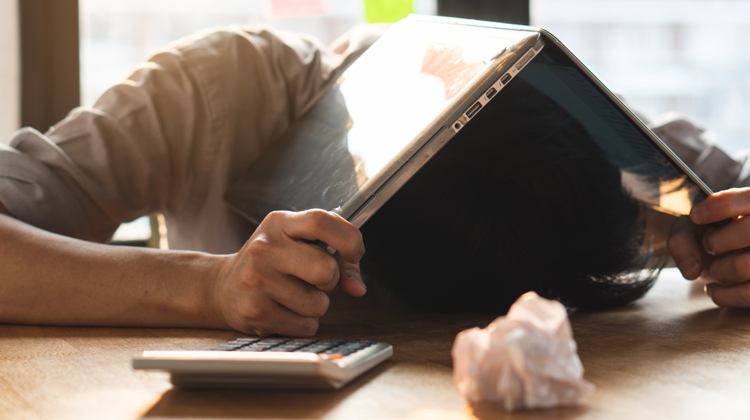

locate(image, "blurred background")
(534, 0), (750, 155)
(1, 0), (749, 243)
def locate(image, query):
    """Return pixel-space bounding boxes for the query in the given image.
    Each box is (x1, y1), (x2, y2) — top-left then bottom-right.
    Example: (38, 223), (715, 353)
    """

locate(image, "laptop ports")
(500, 73), (512, 85)
(466, 101), (483, 119)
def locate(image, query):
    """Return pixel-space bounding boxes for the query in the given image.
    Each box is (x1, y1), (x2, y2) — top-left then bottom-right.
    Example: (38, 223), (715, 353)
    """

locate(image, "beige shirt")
(0, 25), (383, 254)
(0, 25), (746, 254)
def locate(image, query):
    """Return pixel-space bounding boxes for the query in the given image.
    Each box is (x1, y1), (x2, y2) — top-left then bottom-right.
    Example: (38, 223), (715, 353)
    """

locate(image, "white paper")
(452, 292), (594, 411)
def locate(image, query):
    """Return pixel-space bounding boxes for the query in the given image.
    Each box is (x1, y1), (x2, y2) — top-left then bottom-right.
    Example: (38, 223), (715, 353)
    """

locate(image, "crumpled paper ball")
(452, 292), (594, 411)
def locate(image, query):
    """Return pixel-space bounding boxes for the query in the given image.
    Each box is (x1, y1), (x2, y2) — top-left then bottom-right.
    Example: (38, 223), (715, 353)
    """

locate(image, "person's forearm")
(0, 209), (225, 329)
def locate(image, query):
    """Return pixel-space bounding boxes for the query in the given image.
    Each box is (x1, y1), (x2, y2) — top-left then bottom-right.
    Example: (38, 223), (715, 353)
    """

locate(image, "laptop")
(134, 15), (714, 390)
(224, 14), (712, 230)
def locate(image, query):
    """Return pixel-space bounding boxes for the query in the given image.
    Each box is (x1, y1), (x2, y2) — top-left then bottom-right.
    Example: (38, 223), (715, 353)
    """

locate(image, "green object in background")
(364, 0), (414, 23)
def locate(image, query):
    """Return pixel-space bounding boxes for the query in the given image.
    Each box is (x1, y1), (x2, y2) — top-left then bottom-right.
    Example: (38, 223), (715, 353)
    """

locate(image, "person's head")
(359, 78), (659, 312)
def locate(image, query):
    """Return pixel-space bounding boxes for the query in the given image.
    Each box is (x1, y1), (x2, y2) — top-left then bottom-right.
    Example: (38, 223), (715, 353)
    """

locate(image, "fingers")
(235, 298), (321, 337)
(702, 216), (750, 256)
(214, 209), (368, 336)
(705, 281), (750, 309)
(706, 251), (750, 286)
(335, 254), (367, 297)
(268, 275), (331, 318)
(269, 238), (366, 297)
(280, 209), (366, 264)
(247, 225), (362, 294)
(690, 187), (750, 225)
(667, 216), (703, 280)
(260, 237), (342, 293)
(670, 220), (750, 286)
(264, 209), (366, 296)
(669, 188), (750, 308)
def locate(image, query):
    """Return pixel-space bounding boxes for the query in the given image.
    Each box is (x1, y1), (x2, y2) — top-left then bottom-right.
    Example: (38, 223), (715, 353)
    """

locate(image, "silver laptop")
(224, 14), (712, 229)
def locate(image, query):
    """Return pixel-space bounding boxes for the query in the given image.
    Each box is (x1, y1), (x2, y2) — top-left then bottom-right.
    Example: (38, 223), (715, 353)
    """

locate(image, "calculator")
(132, 338), (393, 390)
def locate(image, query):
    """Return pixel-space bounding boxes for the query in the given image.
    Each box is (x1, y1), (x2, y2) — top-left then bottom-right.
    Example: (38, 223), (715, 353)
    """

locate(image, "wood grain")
(1, 268), (749, 419)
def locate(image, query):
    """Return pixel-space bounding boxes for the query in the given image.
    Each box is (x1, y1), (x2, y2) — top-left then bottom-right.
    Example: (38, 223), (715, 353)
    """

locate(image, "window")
(533, 0), (750, 154)
(0, 0), (20, 143)
(80, 0), (437, 107)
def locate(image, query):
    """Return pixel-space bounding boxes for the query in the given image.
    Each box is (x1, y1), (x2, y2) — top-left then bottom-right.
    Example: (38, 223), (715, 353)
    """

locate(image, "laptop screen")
(515, 42), (708, 215)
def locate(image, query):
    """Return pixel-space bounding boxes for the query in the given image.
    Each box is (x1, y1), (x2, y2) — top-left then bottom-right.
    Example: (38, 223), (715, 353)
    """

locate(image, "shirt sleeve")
(615, 93), (750, 193)
(647, 112), (748, 192)
(0, 133), (103, 239)
(0, 25), (369, 243)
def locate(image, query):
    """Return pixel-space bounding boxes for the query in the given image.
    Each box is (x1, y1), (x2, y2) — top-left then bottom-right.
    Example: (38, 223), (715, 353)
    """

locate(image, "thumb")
(335, 254), (367, 297)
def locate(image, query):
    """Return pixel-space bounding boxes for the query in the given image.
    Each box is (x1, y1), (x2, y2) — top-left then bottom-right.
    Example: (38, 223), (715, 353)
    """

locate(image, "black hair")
(359, 78), (658, 312)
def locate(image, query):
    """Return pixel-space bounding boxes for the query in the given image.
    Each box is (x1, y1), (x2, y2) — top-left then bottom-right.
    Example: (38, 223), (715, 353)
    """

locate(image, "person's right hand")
(668, 187), (750, 307)
(207, 209), (366, 336)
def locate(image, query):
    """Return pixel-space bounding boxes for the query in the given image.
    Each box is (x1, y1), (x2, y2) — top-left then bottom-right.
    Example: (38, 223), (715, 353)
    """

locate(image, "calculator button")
(210, 338), (379, 355)
(234, 338), (261, 343)
(258, 338), (290, 345)
(272, 345), (301, 351)
(241, 346), (272, 351)
(289, 339), (317, 345)
(211, 345), (241, 351)
(300, 347), (330, 354)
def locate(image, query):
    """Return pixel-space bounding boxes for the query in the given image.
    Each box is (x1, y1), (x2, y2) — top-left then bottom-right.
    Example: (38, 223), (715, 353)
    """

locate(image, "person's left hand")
(668, 187), (750, 307)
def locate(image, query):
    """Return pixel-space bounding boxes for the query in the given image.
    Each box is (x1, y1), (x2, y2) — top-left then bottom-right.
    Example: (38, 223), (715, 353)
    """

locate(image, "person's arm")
(0, 203), (217, 328)
(0, 202), (365, 336)
(0, 27), (371, 334)
(668, 187), (750, 308)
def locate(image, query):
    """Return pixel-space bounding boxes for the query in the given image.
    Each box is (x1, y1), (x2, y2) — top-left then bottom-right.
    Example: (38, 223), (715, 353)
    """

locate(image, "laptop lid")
(225, 15), (711, 228)
(225, 15), (545, 226)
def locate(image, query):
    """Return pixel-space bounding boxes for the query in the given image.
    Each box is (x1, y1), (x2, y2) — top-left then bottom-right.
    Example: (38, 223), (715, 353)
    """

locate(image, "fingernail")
(702, 234), (716, 256)
(677, 257), (700, 277)
(346, 270), (366, 291)
(690, 205), (708, 224)
(704, 284), (713, 298)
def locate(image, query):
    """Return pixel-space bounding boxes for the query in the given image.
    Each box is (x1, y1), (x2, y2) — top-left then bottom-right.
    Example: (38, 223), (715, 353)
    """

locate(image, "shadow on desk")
(469, 405), (589, 420)
(142, 361), (394, 419)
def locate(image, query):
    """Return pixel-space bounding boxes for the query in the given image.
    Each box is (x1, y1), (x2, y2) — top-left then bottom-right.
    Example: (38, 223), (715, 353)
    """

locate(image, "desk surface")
(2, 268), (750, 419)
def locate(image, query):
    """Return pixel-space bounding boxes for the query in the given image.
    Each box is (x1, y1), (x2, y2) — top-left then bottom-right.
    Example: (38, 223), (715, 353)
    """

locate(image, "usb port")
(500, 73), (512, 85)
(466, 101), (483, 119)
(486, 87), (497, 99)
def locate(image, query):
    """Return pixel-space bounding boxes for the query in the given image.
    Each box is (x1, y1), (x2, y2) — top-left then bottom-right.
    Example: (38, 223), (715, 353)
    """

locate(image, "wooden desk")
(2, 268), (750, 419)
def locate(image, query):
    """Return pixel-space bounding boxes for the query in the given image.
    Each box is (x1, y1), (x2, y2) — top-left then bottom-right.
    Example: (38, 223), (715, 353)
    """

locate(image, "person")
(0, 25), (749, 337)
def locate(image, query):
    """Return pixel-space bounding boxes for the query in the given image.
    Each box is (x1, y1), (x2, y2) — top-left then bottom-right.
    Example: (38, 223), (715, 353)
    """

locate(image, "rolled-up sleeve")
(648, 112), (748, 192)
(0, 132), (100, 239)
